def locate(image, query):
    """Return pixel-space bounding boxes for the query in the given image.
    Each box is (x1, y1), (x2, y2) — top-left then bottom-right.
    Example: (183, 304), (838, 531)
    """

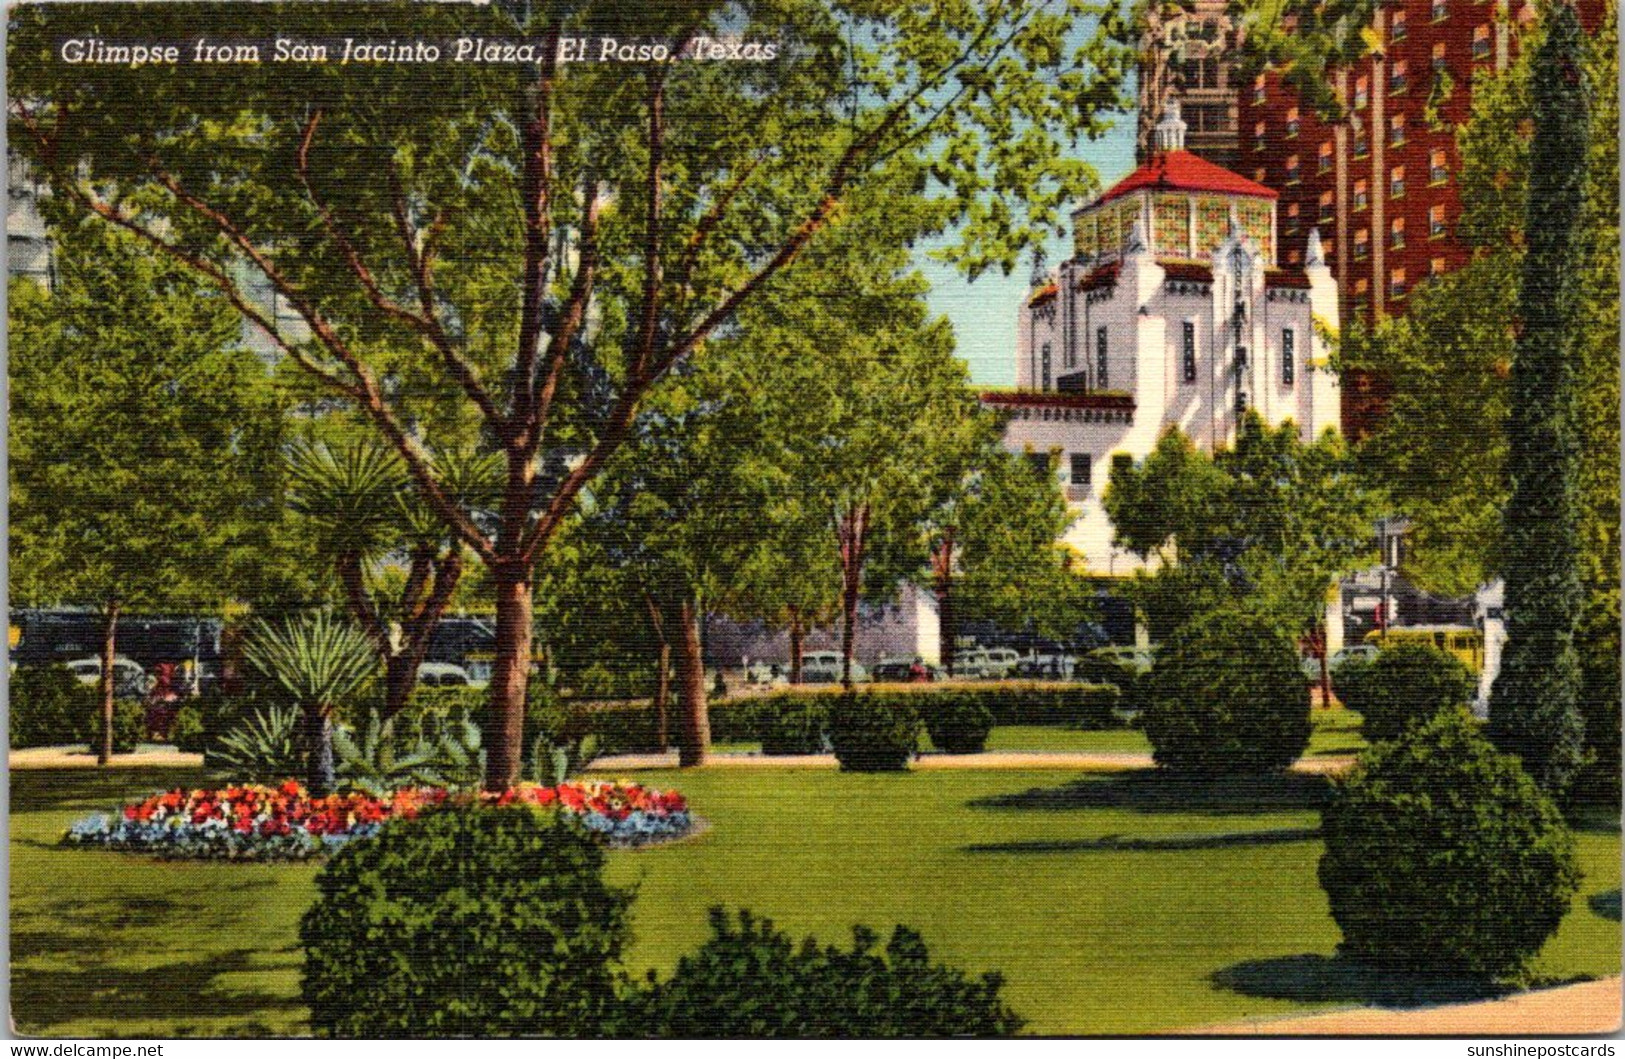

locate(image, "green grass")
(11, 762), (1617, 1037)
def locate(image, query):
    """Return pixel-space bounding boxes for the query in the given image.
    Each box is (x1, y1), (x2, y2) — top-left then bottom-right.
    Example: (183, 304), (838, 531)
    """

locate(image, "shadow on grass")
(964, 826), (1321, 855)
(1211, 954), (1513, 1008)
(1588, 890), (1621, 922)
(10, 767), (214, 813)
(971, 769), (1331, 816)
(10, 943), (304, 1034)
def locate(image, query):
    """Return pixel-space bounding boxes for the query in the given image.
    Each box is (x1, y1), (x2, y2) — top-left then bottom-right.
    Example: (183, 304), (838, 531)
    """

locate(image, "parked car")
(65, 656), (150, 698)
(869, 657), (940, 683)
(1302, 644), (1380, 680)
(1082, 646), (1155, 676)
(1013, 654), (1077, 680)
(980, 647), (1021, 679)
(416, 662), (472, 687)
(743, 662), (789, 687)
(799, 651), (866, 684)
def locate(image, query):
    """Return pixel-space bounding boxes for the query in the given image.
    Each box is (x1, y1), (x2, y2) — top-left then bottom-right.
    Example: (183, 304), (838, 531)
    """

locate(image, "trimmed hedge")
(829, 696), (920, 771)
(1320, 708), (1580, 979)
(1342, 644), (1476, 744)
(924, 699), (995, 754)
(300, 805), (635, 1037)
(1143, 608), (1311, 774)
(9, 664), (97, 748)
(629, 907), (1025, 1036)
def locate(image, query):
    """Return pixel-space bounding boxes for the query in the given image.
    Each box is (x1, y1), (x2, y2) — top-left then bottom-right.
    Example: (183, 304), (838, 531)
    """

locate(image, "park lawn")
(11, 763), (1618, 1037)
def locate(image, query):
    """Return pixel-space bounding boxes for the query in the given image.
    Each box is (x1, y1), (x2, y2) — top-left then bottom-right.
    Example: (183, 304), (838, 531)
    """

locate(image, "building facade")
(1137, 0), (1244, 168)
(987, 106), (1340, 575)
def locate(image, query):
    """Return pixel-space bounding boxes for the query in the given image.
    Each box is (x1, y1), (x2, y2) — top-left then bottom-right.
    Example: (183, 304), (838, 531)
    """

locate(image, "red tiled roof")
(979, 391), (1136, 411)
(1096, 150), (1277, 206)
(1077, 262), (1121, 292)
(1265, 268), (1313, 289)
(1162, 261), (1214, 283)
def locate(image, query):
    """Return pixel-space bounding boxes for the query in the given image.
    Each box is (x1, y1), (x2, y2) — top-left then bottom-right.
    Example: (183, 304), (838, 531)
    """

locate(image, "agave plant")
(334, 708), (484, 795)
(211, 704), (304, 785)
(242, 612), (378, 795)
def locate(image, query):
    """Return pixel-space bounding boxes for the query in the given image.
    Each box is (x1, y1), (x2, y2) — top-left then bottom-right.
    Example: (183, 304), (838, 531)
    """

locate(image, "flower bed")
(63, 779), (693, 860)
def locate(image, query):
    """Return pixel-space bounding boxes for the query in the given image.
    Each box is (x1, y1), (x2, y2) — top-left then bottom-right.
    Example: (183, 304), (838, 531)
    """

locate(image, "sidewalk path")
(9, 746), (205, 769)
(583, 750), (1357, 775)
(1190, 976), (1623, 1036)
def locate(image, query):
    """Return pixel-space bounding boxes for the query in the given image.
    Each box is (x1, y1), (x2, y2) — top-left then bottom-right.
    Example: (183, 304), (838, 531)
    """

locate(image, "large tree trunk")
(97, 599), (120, 766)
(836, 506), (869, 690)
(304, 707), (336, 795)
(788, 608), (805, 685)
(675, 597), (710, 767)
(485, 565), (532, 790)
(1317, 625), (1332, 709)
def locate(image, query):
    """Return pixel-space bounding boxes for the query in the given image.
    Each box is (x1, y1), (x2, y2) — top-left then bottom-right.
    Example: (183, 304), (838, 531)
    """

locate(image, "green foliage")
(168, 703), (207, 753)
(103, 700), (147, 756)
(242, 613), (378, 718)
(1347, 644), (1477, 744)
(9, 664), (96, 748)
(524, 684), (602, 784)
(1488, 2), (1591, 799)
(629, 907), (1025, 1037)
(331, 709), (483, 795)
(746, 682), (1122, 746)
(749, 698), (830, 756)
(300, 806), (634, 1038)
(923, 699), (996, 755)
(829, 696), (921, 772)
(1143, 607), (1311, 774)
(212, 704), (304, 784)
(1319, 709), (1581, 979)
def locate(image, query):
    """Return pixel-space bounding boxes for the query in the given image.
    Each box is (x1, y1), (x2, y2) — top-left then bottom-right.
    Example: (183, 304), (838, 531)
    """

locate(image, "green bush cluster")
(301, 809), (1026, 1038)
(9, 664), (97, 748)
(168, 703), (208, 753)
(1340, 644), (1476, 744)
(301, 806), (635, 1037)
(747, 682), (1120, 745)
(1319, 708), (1580, 980)
(828, 696), (920, 771)
(105, 699), (147, 754)
(923, 698), (996, 754)
(629, 908), (1025, 1037)
(749, 697), (828, 755)
(1142, 608), (1311, 774)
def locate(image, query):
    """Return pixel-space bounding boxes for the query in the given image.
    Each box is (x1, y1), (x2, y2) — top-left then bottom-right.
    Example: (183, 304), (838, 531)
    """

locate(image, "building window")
(1430, 256), (1448, 277)
(1390, 217), (1405, 248)
(1095, 327), (1109, 389)
(1254, 167), (1267, 183)
(1433, 41), (1448, 71)
(1182, 321), (1198, 383)
(1321, 235), (1335, 260)
(1472, 23), (1491, 59)
(1285, 154), (1301, 183)
(1253, 75), (1267, 104)
(1430, 203), (1448, 237)
(1391, 268), (1407, 298)
(1354, 179), (1369, 210)
(1070, 453), (1092, 489)
(1391, 9), (1408, 39)
(1430, 148), (1449, 184)
(1432, 0), (1448, 20)
(1354, 228), (1370, 259)
(1389, 114), (1406, 147)
(1352, 124), (1369, 157)
(1040, 343), (1052, 391)
(1286, 202), (1301, 235)
(1026, 452), (1051, 477)
(1282, 328), (1295, 386)
(1319, 190), (1335, 221)
(1390, 165), (1406, 198)
(1354, 76), (1370, 109)
(1389, 60), (1408, 94)
(1318, 140), (1333, 172)
(1286, 107), (1300, 137)
(1253, 120), (1266, 151)
(1355, 277), (1369, 295)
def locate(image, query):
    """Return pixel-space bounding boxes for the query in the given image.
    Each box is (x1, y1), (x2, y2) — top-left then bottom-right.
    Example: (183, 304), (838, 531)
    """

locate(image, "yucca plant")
(242, 612), (378, 795)
(212, 704), (304, 784)
(334, 707), (484, 795)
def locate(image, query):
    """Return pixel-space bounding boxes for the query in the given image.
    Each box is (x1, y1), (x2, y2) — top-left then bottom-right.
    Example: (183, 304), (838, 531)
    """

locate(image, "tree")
(9, 218), (293, 763)
(929, 448), (1092, 672)
(1104, 418), (1377, 687)
(10, 1), (1132, 788)
(1487, 1), (1589, 798)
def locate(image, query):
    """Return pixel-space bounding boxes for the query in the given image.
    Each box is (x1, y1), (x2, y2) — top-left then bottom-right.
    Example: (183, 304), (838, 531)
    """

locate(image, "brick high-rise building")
(1237, 0), (1606, 435)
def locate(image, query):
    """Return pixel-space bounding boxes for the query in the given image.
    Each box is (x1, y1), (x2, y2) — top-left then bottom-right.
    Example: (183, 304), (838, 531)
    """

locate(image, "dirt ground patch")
(9, 746), (205, 769)
(1191, 976), (1623, 1036)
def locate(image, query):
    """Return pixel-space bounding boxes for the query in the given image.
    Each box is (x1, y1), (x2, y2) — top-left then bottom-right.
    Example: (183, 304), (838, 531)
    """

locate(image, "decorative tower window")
(1282, 328), (1295, 386)
(1095, 327), (1109, 389)
(1070, 453), (1092, 489)
(1041, 343), (1052, 391)
(1183, 321), (1198, 383)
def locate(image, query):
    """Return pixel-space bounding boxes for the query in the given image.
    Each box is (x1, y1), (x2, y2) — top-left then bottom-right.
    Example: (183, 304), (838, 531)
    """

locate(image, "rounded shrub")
(168, 703), (207, 752)
(1319, 708), (1580, 980)
(300, 805), (634, 1037)
(828, 696), (919, 772)
(923, 699), (995, 754)
(1346, 643), (1476, 743)
(87, 699), (148, 755)
(9, 664), (95, 748)
(1142, 608), (1311, 774)
(750, 696), (829, 755)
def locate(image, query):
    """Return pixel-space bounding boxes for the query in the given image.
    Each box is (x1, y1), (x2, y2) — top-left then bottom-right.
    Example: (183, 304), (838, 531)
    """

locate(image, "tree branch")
(511, 21), (563, 440)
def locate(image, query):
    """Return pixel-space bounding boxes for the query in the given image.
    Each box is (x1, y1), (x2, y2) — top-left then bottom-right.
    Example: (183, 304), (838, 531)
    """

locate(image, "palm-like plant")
(242, 612), (378, 794)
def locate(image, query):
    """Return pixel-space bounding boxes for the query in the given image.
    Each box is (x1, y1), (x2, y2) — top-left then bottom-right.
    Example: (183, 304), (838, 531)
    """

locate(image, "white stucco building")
(985, 103), (1340, 574)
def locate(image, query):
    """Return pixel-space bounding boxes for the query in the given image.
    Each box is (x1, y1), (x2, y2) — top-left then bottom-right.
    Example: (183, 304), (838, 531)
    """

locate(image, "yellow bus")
(1364, 625), (1484, 673)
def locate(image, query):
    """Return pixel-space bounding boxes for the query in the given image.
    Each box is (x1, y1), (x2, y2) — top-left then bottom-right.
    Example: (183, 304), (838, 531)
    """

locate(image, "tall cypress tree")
(1488, 1), (1589, 796)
